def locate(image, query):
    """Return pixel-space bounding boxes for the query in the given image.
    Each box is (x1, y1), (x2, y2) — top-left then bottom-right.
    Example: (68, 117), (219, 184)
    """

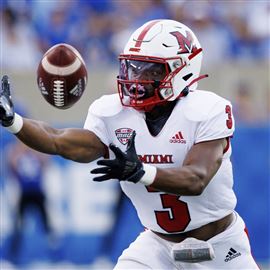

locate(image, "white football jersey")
(84, 90), (237, 234)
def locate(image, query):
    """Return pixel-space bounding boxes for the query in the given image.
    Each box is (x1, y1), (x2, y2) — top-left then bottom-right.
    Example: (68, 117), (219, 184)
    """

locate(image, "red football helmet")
(117, 19), (206, 111)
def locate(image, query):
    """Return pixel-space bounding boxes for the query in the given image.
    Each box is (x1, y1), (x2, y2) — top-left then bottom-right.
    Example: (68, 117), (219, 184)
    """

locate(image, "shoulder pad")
(89, 94), (123, 117)
(182, 90), (231, 122)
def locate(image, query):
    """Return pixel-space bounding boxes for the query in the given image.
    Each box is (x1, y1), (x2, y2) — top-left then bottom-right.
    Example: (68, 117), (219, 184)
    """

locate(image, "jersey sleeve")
(83, 94), (122, 146)
(83, 107), (110, 146)
(195, 100), (235, 144)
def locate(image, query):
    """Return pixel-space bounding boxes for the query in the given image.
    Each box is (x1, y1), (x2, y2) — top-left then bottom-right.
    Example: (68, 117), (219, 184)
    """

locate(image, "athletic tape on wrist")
(5, 113), (23, 134)
(139, 164), (157, 186)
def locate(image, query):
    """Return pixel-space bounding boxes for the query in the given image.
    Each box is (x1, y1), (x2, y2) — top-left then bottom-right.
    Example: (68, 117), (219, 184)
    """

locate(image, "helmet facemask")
(117, 55), (180, 111)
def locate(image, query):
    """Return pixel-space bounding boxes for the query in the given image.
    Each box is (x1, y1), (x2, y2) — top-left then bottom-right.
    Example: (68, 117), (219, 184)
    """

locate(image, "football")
(37, 43), (88, 109)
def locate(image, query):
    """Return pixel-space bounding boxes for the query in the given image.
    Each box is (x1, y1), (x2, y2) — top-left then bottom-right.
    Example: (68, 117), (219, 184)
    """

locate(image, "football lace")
(53, 80), (65, 107)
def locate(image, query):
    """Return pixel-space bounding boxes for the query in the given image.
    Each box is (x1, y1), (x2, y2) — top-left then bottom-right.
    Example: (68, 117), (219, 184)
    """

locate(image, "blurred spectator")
(1, 6), (41, 71)
(172, 1), (232, 67)
(30, 1), (84, 54)
(1, 1), (269, 69)
(214, 1), (270, 61)
(246, 1), (270, 60)
(6, 141), (53, 262)
(83, 9), (115, 66)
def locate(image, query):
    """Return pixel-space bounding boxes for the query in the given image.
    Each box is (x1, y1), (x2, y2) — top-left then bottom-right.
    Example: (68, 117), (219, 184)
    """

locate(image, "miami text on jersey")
(138, 154), (173, 164)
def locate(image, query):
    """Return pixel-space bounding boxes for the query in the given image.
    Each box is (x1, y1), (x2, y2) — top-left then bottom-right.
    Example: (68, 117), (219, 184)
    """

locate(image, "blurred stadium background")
(0, 1), (269, 269)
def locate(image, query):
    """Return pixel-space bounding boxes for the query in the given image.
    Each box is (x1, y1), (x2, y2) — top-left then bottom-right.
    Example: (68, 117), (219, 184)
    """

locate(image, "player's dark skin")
(16, 66), (227, 197)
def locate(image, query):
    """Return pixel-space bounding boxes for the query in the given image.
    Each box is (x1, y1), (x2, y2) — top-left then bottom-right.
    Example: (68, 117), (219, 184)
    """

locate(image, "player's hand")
(91, 131), (145, 183)
(0, 75), (15, 127)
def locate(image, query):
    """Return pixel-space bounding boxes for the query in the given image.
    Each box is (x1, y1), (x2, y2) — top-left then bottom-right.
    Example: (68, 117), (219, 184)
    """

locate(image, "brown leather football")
(37, 43), (88, 109)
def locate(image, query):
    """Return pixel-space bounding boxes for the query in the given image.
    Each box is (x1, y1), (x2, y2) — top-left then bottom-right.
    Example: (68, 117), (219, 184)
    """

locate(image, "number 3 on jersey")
(225, 105), (233, 129)
(147, 187), (191, 233)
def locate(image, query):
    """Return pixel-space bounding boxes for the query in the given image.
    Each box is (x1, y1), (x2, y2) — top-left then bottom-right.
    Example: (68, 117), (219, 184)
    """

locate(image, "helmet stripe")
(130, 20), (161, 51)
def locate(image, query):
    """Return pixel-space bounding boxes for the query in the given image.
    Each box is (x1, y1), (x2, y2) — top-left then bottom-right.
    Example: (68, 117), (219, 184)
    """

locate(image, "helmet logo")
(170, 31), (197, 54)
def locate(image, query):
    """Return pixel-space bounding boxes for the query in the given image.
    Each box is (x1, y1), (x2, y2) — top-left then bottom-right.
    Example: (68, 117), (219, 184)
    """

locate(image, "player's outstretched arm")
(16, 122), (106, 162)
(0, 75), (106, 163)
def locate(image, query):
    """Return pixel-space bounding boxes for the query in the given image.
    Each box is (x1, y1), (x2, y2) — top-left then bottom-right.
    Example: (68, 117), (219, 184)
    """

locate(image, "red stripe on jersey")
(179, 132), (184, 139)
(244, 227), (261, 269)
(131, 20), (161, 50)
(244, 227), (249, 238)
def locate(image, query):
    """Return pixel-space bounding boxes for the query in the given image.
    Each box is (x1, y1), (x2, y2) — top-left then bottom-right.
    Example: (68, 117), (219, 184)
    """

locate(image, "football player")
(0, 20), (259, 269)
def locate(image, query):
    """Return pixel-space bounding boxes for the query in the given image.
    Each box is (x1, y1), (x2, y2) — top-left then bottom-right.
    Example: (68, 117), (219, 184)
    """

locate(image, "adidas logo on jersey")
(224, 248), (241, 262)
(169, 131), (186, 144)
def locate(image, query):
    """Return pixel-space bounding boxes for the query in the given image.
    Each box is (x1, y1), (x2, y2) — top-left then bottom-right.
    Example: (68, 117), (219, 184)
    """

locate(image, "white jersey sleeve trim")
(83, 94), (123, 146)
(89, 94), (123, 117)
(83, 107), (109, 146)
